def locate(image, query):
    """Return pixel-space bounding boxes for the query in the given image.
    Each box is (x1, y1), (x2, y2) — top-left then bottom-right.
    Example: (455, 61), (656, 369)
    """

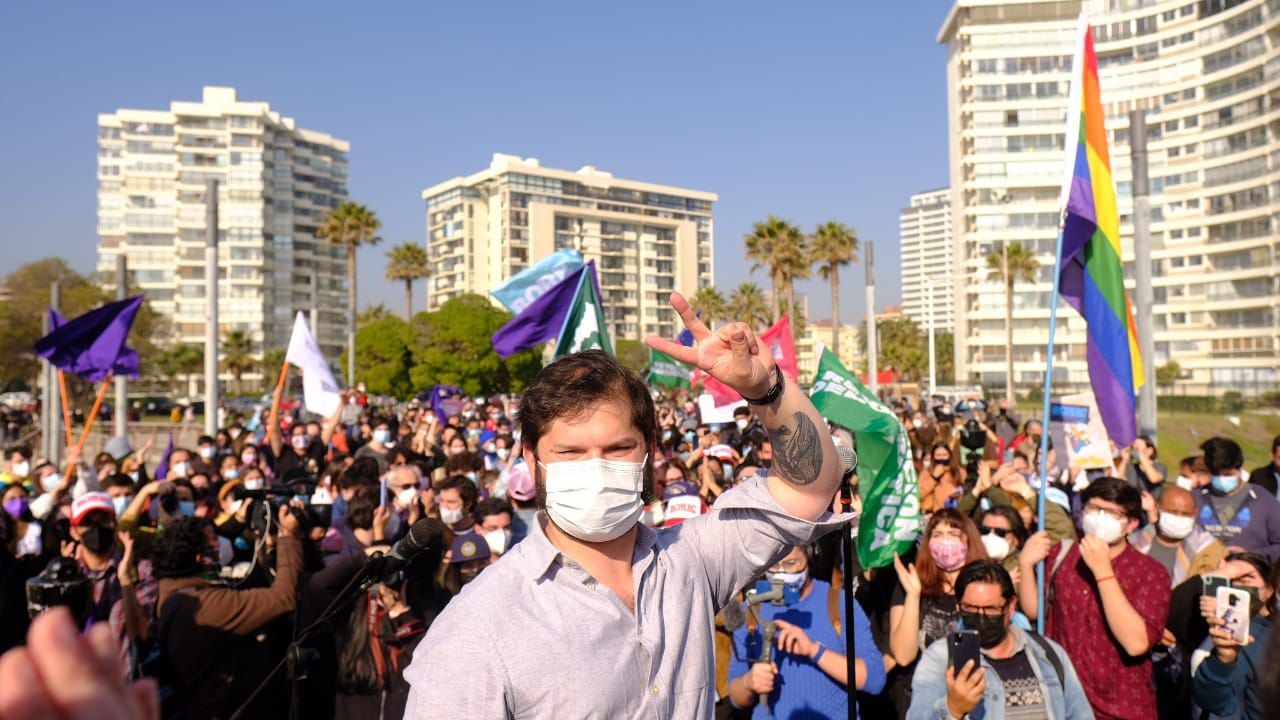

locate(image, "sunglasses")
(932, 457), (950, 465)
(981, 526), (1010, 539)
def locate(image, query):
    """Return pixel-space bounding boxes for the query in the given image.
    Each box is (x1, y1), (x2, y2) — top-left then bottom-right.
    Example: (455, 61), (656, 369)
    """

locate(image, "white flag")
(285, 312), (342, 417)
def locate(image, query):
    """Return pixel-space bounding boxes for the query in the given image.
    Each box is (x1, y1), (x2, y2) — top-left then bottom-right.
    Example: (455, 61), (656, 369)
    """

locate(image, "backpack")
(1044, 539), (1075, 610)
(1025, 630), (1066, 688)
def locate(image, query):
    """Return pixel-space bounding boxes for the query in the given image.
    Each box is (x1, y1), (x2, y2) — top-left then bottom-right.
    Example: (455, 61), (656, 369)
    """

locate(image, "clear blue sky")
(0, 0), (952, 326)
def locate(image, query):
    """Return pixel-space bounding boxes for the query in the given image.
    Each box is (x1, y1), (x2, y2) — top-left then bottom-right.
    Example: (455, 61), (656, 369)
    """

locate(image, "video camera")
(26, 557), (92, 624)
(959, 417), (987, 477)
(234, 474), (333, 534)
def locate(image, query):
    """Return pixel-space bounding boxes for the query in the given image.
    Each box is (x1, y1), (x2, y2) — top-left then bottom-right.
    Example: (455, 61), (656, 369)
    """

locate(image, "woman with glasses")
(977, 506), (1028, 578)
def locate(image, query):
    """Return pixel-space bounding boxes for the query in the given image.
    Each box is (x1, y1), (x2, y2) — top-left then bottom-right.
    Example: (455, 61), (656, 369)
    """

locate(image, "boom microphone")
(386, 517), (446, 566)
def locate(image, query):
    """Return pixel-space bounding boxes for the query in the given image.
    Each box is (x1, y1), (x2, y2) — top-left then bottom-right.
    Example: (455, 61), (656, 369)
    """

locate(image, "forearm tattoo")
(768, 411), (823, 485)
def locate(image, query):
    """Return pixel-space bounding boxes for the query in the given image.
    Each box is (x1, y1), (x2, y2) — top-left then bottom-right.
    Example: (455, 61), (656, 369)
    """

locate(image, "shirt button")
(650, 685), (660, 696)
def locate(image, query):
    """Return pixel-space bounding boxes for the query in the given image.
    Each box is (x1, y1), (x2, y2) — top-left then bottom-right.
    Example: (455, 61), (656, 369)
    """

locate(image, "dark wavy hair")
(917, 508), (988, 598)
(955, 560), (1015, 602)
(151, 517), (209, 579)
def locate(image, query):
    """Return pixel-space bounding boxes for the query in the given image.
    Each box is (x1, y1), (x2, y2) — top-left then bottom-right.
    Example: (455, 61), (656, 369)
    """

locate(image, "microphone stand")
(840, 468), (858, 720)
(229, 552), (396, 720)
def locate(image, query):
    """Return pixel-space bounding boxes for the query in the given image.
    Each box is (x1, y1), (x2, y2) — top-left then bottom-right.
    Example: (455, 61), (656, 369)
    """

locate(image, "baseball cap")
(661, 481), (699, 502)
(663, 494), (705, 528)
(449, 532), (491, 564)
(506, 463), (535, 502)
(71, 492), (115, 526)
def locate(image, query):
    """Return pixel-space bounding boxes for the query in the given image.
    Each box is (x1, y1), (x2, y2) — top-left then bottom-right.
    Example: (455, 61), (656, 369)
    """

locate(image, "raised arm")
(646, 293), (839, 521)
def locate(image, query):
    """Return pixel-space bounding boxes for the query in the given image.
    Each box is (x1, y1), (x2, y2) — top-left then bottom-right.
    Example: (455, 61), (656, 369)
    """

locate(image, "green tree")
(986, 242), (1039, 404)
(689, 286), (727, 328)
(936, 332), (956, 386)
(318, 201), (382, 386)
(221, 330), (255, 395)
(728, 282), (772, 331)
(809, 221), (859, 356)
(1156, 361), (1180, 389)
(156, 344), (204, 396)
(858, 316), (927, 382)
(744, 216), (808, 327)
(407, 294), (541, 396)
(385, 242), (431, 319)
(261, 348), (286, 392)
(615, 339), (649, 376)
(354, 315), (416, 398)
(358, 304), (391, 328)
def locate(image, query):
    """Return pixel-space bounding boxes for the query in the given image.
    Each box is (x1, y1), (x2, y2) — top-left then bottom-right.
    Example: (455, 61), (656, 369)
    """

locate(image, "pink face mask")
(929, 537), (968, 571)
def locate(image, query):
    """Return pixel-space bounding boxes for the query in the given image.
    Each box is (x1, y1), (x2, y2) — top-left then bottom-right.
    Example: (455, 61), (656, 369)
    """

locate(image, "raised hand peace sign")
(644, 292), (776, 400)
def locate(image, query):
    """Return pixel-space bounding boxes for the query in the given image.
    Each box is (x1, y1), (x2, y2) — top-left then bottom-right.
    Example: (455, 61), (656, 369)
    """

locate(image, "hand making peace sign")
(644, 292), (776, 400)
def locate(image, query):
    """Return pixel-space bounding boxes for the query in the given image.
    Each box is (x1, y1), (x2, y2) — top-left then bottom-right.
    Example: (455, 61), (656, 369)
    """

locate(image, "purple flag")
(49, 309), (140, 378)
(428, 384), (464, 423)
(36, 296), (143, 381)
(492, 264), (594, 358)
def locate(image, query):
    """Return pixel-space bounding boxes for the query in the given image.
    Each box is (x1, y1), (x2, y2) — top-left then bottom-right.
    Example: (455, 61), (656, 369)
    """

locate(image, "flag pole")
(73, 373), (113, 460)
(56, 369), (74, 447)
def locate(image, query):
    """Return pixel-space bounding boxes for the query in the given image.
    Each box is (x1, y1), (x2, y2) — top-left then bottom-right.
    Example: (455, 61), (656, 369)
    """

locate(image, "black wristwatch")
(741, 368), (784, 406)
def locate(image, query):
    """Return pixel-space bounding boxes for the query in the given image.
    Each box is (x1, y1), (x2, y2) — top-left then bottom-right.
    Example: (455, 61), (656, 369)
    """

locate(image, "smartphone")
(949, 630), (981, 676)
(379, 474), (388, 507)
(1202, 574), (1231, 597)
(1216, 587), (1250, 644)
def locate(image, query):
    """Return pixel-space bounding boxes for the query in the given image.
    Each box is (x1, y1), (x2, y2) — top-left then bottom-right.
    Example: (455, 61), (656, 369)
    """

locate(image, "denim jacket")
(906, 625), (1095, 720)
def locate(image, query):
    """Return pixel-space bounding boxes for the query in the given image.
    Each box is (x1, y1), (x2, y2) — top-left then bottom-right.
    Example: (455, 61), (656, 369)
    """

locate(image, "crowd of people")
(1, 363), (1280, 718)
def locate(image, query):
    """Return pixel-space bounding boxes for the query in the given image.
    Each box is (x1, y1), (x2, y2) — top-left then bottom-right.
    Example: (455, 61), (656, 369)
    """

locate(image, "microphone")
(836, 444), (859, 482)
(385, 517), (446, 566)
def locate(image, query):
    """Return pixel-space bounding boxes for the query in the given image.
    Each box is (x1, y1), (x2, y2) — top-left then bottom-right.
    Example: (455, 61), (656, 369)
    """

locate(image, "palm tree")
(221, 329), (255, 395)
(358, 303), (392, 328)
(729, 282), (772, 331)
(809, 221), (859, 355)
(318, 201), (382, 386)
(386, 242), (431, 319)
(744, 216), (809, 326)
(986, 241), (1039, 404)
(689, 286), (727, 328)
(261, 348), (286, 392)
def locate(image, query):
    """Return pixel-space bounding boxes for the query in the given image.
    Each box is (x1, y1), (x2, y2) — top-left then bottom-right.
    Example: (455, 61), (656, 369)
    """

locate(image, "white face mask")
(484, 528), (513, 556)
(539, 455), (646, 542)
(397, 488), (419, 510)
(244, 478), (264, 491)
(41, 472), (62, 494)
(11, 461), (29, 478)
(200, 447), (215, 460)
(767, 569), (807, 591)
(1175, 475), (1194, 491)
(1081, 509), (1126, 545)
(440, 506), (466, 526)
(981, 533), (1011, 561)
(171, 462), (189, 479)
(1158, 512), (1195, 541)
(736, 419), (749, 431)
(496, 448), (511, 461)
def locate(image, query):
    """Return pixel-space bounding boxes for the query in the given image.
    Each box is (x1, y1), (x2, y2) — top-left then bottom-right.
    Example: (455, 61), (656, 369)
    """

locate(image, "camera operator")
(152, 503), (305, 719)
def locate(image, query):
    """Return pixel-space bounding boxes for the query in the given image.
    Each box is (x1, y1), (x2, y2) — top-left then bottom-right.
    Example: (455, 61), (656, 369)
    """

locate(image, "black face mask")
(961, 611), (1007, 649)
(81, 524), (115, 555)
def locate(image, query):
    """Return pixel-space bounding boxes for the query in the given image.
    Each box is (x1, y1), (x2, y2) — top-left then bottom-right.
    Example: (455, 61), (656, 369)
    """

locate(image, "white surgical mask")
(736, 419), (749, 431)
(171, 462), (189, 479)
(1081, 509), (1126, 545)
(1158, 512), (1195, 541)
(11, 461), (29, 478)
(112, 496), (132, 516)
(497, 448), (511, 461)
(224, 468), (240, 480)
(539, 455), (646, 542)
(373, 429), (391, 445)
(767, 570), (807, 591)
(397, 488), (419, 509)
(41, 472), (63, 493)
(1175, 475), (1194, 491)
(981, 533), (1011, 561)
(200, 447), (215, 460)
(484, 528), (513, 555)
(229, 499), (244, 514)
(244, 478), (264, 491)
(440, 506), (465, 526)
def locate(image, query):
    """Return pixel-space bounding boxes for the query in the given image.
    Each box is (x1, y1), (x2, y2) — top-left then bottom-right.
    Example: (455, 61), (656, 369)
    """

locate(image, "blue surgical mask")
(112, 496), (132, 516)
(178, 500), (196, 517)
(1210, 474), (1240, 494)
(373, 429), (391, 444)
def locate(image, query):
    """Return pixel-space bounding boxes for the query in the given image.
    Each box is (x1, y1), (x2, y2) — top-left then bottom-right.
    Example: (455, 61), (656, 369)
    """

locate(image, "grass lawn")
(1153, 410), (1280, 468)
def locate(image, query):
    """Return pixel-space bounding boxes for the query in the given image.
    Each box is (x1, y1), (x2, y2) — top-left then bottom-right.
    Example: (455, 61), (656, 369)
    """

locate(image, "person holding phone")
(907, 560), (1093, 720)
(1192, 554), (1276, 720)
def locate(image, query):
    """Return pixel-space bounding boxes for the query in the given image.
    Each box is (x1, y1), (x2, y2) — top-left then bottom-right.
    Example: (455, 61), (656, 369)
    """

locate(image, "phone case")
(1216, 587), (1250, 645)
(950, 630), (981, 674)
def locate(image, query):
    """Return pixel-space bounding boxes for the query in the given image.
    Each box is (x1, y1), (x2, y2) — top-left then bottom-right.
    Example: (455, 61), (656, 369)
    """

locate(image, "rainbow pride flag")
(1058, 17), (1143, 447)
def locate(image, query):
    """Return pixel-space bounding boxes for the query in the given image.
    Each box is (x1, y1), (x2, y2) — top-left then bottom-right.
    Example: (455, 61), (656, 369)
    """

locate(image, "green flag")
(808, 346), (920, 568)
(553, 270), (613, 358)
(648, 347), (691, 389)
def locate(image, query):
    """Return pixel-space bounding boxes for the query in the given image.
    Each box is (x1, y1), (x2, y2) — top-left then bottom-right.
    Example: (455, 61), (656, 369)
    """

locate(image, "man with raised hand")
(403, 292), (846, 718)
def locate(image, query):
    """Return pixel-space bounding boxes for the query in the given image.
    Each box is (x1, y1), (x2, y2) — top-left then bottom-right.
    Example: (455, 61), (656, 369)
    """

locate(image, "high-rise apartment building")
(899, 187), (956, 334)
(96, 86), (350, 370)
(796, 319), (864, 383)
(421, 154), (717, 340)
(939, 0), (1279, 395)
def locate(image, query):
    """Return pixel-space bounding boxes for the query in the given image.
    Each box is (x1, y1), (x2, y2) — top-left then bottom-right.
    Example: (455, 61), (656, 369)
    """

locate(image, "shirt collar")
(519, 511), (656, 581)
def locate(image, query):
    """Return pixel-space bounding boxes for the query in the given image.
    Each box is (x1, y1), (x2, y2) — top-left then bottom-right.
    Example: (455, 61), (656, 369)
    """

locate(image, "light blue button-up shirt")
(404, 476), (849, 719)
